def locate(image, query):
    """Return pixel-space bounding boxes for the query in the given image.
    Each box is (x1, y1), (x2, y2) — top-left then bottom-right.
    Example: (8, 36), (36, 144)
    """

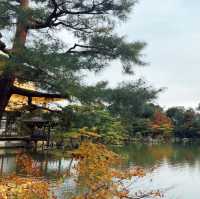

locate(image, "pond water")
(1, 143), (200, 198)
(112, 142), (200, 199)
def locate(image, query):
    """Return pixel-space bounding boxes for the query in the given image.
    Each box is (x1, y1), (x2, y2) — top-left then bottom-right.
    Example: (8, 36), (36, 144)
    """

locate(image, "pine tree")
(0, 0), (146, 120)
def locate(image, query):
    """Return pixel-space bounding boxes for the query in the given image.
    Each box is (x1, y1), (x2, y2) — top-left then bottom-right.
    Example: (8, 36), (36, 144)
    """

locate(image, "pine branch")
(27, 0), (109, 30)
(65, 43), (111, 55)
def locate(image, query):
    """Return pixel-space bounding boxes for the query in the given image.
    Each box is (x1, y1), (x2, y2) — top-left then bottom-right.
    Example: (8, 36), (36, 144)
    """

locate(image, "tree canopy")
(0, 0), (146, 118)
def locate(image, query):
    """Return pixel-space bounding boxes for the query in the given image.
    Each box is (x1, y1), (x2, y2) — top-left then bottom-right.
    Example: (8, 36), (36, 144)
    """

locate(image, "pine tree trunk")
(0, 0), (29, 123)
(0, 75), (14, 122)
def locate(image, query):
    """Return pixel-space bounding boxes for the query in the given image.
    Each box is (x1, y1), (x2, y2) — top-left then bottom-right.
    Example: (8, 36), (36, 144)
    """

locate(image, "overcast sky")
(86, 0), (200, 109)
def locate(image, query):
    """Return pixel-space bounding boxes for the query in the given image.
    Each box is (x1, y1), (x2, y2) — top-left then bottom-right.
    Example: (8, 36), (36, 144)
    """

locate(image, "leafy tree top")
(0, 0), (146, 100)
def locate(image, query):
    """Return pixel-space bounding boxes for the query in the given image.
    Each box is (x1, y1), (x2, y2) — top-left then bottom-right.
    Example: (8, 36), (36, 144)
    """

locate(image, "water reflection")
(112, 142), (200, 168)
(113, 143), (200, 199)
(0, 143), (200, 198)
(0, 149), (71, 178)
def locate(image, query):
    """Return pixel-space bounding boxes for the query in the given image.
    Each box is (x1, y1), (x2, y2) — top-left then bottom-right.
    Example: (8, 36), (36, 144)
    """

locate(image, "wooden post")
(34, 140), (37, 151)
(47, 124), (50, 148)
(0, 156), (4, 175)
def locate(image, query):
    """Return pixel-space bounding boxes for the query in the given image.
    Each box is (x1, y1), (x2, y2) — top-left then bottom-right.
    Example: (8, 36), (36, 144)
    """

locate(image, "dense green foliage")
(0, 0), (146, 101)
(54, 105), (126, 144)
(166, 107), (200, 139)
(1, 0), (167, 144)
(2, 1), (200, 143)
(50, 78), (163, 143)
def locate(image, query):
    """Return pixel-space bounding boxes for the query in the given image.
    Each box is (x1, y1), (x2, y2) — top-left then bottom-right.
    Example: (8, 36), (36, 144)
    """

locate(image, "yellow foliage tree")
(0, 140), (163, 199)
(71, 141), (161, 199)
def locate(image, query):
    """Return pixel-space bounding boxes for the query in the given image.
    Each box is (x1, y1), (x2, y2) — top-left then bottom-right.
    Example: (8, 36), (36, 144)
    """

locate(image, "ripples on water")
(1, 143), (200, 198)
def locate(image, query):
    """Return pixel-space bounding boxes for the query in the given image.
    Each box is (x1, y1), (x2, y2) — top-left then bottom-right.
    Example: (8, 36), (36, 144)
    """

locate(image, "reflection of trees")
(148, 145), (173, 161)
(0, 154), (16, 174)
(30, 153), (70, 179)
(167, 143), (200, 167)
(112, 144), (159, 168)
(0, 150), (70, 179)
(112, 143), (200, 169)
(1, 143), (200, 178)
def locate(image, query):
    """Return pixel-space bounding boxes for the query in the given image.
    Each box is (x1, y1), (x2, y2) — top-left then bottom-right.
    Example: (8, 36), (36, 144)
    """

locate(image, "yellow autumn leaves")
(0, 176), (51, 199)
(71, 141), (147, 199)
(0, 140), (162, 199)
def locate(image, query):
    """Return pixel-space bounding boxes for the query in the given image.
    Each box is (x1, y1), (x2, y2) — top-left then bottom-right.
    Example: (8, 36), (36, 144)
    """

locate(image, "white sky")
(84, 0), (200, 109)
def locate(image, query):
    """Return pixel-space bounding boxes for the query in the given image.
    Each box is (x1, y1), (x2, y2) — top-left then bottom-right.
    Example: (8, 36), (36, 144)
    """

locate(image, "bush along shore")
(7, 104), (200, 149)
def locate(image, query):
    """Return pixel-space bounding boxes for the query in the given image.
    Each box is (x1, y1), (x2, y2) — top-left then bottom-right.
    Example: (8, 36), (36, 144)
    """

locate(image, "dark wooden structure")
(22, 116), (52, 147)
(0, 115), (52, 148)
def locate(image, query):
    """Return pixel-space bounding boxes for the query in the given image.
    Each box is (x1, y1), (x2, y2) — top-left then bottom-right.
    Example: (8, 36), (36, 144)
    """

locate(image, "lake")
(0, 142), (200, 198)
